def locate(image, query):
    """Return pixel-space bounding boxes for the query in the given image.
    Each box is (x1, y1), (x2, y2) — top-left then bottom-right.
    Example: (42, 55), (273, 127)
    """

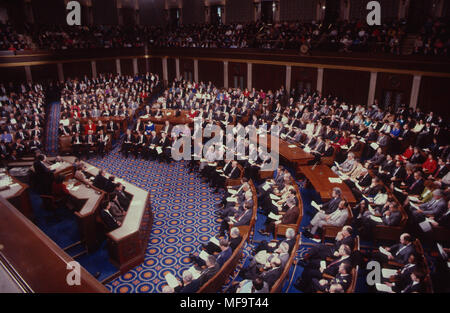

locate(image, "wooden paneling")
(323, 69), (370, 105)
(30, 64), (58, 84)
(96, 59), (116, 75)
(138, 58), (148, 74)
(291, 66), (317, 93)
(120, 58), (134, 76)
(149, 57), (163, 78)
(32, 0), (65, 25)
(63, 61), (92, 80)
(228, 62), (247, 89)
(0, 66), (26, 84)
(252, 63), (285, 91)
(167, 58), (176, 82)
(198, 60), (224, 87)
(180, 58), (194, 80)
(375, 72), (413, 108)
(418, 76), (450, 120)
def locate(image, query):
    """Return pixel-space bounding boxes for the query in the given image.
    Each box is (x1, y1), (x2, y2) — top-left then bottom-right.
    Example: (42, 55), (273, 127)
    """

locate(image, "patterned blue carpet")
(87, 146), (227, 293)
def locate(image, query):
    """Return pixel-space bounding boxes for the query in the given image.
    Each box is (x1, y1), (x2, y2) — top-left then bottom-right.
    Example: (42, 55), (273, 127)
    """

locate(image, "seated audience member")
(294, 244), (352, 293)
(100, 201), (122, 231)
(304, 200), (349, 238)
(113, 182), (131, 210)
(409, 189), (447, 226)
(236, 276), (269, 293)
(202, 227), (242, 255)
(189, 238), (232, 268)
(219, 201), (252, 236)
(371, 233), (415, 266)
(196, 255), (220, 286)
(254, 227), (297, 255)
(259, 199), (299, 237)
(331, 152), (357, 175)
(311, 261), (352, 292)
(316, 187), (343, 214)
(93, 169), (108, 190)
(174, 271), (200, 293)
(74, 163), (91, 185)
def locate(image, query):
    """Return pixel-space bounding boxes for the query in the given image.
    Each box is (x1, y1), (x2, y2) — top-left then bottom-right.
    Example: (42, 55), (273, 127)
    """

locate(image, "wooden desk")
(256, 134), (314, 175)
(76, 159), (153, 274)
(299, 165), (357, 204)
(66, 178), (106, 252)
(140, 109), (193, 126)
(0, 197), (108, 292)
(0, 173), (33, 220)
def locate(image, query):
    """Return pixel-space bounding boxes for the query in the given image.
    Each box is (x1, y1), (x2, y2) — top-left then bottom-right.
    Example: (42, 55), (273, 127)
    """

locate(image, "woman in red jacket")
(85, 119), (96, 135)
(422, 154), (437, 175)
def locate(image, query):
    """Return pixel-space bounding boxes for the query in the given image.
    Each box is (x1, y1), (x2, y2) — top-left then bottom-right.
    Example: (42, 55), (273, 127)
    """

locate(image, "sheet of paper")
(156, 147), (163, 154)
(379, 247), (392, 257)
(382, 268), (398, 278)
(419, 220), (432, 232)
(188, 266), (202, 280)
(288, 145), (297, 148)
(262, 184), (271, 191)
(209, 236), (220, 247)
(320, 260), (326, 270)
(164, 273), (180, 289)
(375, 283), (394, 293)
(269, 194), (281, 200)
(394, 187), (403, 193)
(226, 197), (237, 203)
(370, 215), (383, 223)
(268, 212), (282, 220)
(199, 250), (210, 262)
(408, 196), (420, 203)
(328, 177), (342, 184)
(370, 143), (379, 150)
(228, 189), (238, 195)
(311, 201), (321, 211)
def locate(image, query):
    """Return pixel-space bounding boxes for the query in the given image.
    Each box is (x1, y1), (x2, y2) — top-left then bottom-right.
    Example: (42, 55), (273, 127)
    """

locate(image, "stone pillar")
(24, 66), (32, 83)
(223, 61), (229, 89)
(91, 60), (97, 79)
(162, 57), (168, 85)
(247, 63), (252, 90)
(285, 65), (292, 94)
(57, 63), (64, 82)
(409, 75), (422, 110)
(116, 59), (121, 75)
(194, 59), (199, 82)
(367, 72), (378, 106)
(132, 58), (138, 75)
(317, 67), (324, 93)
(175, 58), (180, 79)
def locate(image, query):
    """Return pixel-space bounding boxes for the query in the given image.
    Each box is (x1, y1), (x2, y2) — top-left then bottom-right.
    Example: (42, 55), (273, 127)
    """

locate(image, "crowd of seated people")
(0, 22), (32, 51)
(56, 73), (160, 158)
(0, 82), (46, 164)
(413, 18), (449, 56)
(1, 19), (438, 56)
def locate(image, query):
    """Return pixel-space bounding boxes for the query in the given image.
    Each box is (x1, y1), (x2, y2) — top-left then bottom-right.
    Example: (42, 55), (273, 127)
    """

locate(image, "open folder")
(164, 273), (180, 289)
(311, 201), (321, 211)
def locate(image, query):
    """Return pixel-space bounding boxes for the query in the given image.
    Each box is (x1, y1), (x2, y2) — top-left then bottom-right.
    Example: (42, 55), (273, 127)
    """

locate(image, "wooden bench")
(270, 234), (301, 293)
(274, 180), (303, 240)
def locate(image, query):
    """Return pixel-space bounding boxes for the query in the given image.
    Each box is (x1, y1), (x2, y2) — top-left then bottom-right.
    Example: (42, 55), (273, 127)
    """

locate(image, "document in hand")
(226, 197), (237, 203)
(419, 220), (432, 232)
(187, 266), (202, 280)
(320, 260), (326, 270)
(199, 250), (210, 262)
(269, 194), (281, 200)
(382, 268), (398, 278)
(394, 187), (403, 193)
(228, 188), (238, 195)
(311, 201), (321, 211)
(379, 246), (393, 257)
(410, 202), (420, 210)
(370, 143), (379, 150)
(375, 283), (394, 293)
(303, 146), (311, 153)
(164, 273), (180, 289)
(288, 145), (297, 148)
(408, 196), (420, 203)
(370, 215), (383, 223)
(209, 236), (220, 247)
(268, 212), (282, 220)
(156, 147), (163, 154)
(262, 183), (271, 191)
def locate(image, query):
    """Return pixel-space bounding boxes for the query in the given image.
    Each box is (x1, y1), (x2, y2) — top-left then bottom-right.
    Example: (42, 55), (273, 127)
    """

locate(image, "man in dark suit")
(196, 255), (220, 286)
(295, 244), (352, 293)
(100, 204), (121, 231)
(260, 257), (283, 289)
(174, 271), (201, 293)
(33, 154), (53, 195)
(318, 187), (342, 215)
(299, 226), (354, 263)
(113, 182), (132, 210)
(372, 233), (415, 265)
(219, 202), (252, 236)
(93, 170), (108, 190)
